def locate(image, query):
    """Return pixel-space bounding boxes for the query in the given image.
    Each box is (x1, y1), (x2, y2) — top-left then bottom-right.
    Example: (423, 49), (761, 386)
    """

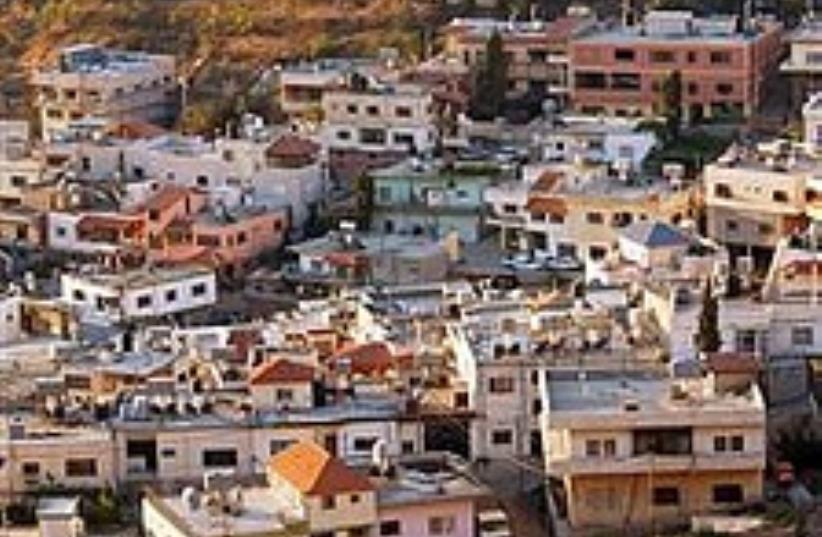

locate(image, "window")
(611, 73), (641, 91)
(792, 326), (814, 346)
(395, 106), (412, 118)
(532, 398), (542, 415)
(22, 462), (39, 476)
(393, 133), (414, 147)
(350, 493), (360, 504)
(716, 83), (734, 96)
(731, 435), (745, 452)
(270, 439), (293, 454)
(714, 183), (732, 198)
(585, 439), (601, 457)
(192, 283), (208, 297)
(65, 458), (97, 477)
(346, 104), (358, 114)
(378, 186), (392, 203)
(489, 377), (514, 393)
(688, 82), (699, 96)
(550, 213), (564, 224)
(165, 289), (177, 303)
(649, 50), (676, 63)
(196, 234), (220, 247)
(196, 175), (209, 187)
(353, 437), (377, 451)
(337, 130), (352, 140)
(276, 388), (293, 402)
(687, 51), (698, 63)
(772, 190), (789, 203)
(10, 175), (26, 187)
(714, 436), (727, 453)
(735, 329), (757, 353)
(380, 520), (401, 536)
(237, 232), (247, 244)
(710, 51), (732, 64)
(161, 448), (176, 458)
(653, 487), (680, 506)
(366, 105), (379, 116)
(360, 128), (386, 145)
(758, 223), (773, 235)
(428, 515), (456, 535)
(712, 484), (743, 504)
(56, 226), (67, 237)
(148, 209), (160, 221)
(503, 204), (518, 215)
(614, 48), (635, 61)
(633, 428), (692, 455)
(726, 220), (738, 232)
(322, 495), (336, 510)
(586, 212), (604, 225)
(72, 289), (86, 302)
(604, 439), (616, 457)
(202, 449), (238, 468)
(492, 429), (513, 445)
(137, 295), (152, 309)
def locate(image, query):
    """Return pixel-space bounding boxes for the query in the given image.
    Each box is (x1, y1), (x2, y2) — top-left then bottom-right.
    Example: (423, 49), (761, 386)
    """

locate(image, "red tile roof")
(249, 359), (315, 385)
(266, 134), (320, 160)
(76, 214), (142, 234)
(269, 441), (374, 496)
(525, 196), (568, 217)
(106, 120), (166, 140)
(704, 352), (760, 374)
(329, 341), (412, 377)
(133, 185), (192, 214)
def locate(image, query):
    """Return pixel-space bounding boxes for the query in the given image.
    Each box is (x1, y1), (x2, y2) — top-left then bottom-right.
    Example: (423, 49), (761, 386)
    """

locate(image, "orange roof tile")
(532, 171), (563, 193)
(106, 120), (166, 140)
(76, 214), (142, 234)
(269, 441), (374, 495)
(525, 196), (568, 217)
(266, 134), (320, 160)
(704, 352), (760, 374)
(249, 359), (315, 385)
(133, 185), (192, 214)
(329, 341), (411, 377)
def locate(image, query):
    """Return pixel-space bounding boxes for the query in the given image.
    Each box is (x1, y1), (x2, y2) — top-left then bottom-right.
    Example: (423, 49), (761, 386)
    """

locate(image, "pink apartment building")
(570, 11), (783, 120)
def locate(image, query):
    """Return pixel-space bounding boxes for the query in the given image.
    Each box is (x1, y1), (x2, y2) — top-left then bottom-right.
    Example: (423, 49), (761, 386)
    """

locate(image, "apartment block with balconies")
(31, 44), (178, 141)
(541, 373), (765, 532)
(704, 143), (812, 256)
(569, 11), (783, 120)
(443, 9), (597, 106)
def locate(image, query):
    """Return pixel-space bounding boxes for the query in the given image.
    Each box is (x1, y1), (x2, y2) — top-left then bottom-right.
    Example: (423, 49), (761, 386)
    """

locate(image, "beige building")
(704, 144), (811, 256)
(485, 163), (696, 262)
(31, 44), (178, 141)
(541, 373), (766, 532)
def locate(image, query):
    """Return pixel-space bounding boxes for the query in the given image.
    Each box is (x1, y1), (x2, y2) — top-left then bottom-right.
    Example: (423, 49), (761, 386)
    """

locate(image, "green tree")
(696, 278), (721, 353)
(353, 174), (374, 230)
(468, 31), (508, 121)
(660, 70), (683, 140)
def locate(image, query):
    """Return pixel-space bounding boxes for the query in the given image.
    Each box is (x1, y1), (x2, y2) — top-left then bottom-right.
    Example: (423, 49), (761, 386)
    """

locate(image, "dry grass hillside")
(0, 0), (448, 125)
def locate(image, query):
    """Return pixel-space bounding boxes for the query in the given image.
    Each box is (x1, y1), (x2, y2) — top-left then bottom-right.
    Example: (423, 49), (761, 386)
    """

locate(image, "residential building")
(287, 230), (454, 289)
(31, 44), (178, 141)
(60, 265), (217, 322)
(371, 157), (501, 243)
(569, 11), (783, 119)
(443, 10), (597, 106)
(267, 441), (377, 536)
(541, 373), (766, 531)
(279, 58), (382, 117)
(704, 143), (811, 257)
(536, 116), (657, 171)
(781, 19), (822, 115)
(322, 80), (437, 181)
(485, 163), (696, 262)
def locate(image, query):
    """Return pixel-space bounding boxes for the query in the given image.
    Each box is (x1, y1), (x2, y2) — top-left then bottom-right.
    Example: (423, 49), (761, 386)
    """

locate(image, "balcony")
(546, 451), (765, 476)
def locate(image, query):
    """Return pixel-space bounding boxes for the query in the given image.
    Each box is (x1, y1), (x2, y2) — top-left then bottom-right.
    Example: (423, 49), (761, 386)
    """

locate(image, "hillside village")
(5, 1), (822, 537)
